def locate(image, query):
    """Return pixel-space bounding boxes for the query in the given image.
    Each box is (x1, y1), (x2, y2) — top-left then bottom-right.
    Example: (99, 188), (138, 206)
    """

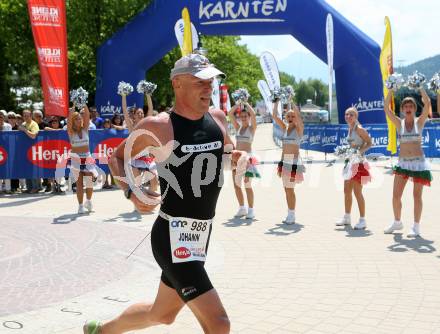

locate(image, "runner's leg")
(101, 281), (185, 334)
(187, 289), (230, 334)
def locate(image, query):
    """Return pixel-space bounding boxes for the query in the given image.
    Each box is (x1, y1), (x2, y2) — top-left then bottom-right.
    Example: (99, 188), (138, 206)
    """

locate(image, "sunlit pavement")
(1, 123), (440, 334)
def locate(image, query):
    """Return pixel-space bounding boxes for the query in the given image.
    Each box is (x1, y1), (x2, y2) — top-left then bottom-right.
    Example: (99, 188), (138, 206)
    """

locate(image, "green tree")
(0, 0), (152, 109)
(0, 1), (329, 113)
(293, 79), (328, 107)
(280, 72), (296, 88)
(294, 80), (314, 105)
(0, 40), (14, 110)
(308, 79), (328, 107)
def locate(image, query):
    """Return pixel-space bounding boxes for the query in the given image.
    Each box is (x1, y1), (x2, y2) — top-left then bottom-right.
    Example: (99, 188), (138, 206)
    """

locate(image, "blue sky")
(239, 0), (439, 82)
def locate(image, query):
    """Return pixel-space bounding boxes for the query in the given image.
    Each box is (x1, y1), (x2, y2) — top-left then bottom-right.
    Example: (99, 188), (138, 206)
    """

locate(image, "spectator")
(0, 111), (12, 194)
(111, 113), (125, 130)
(16, 113), (23, 125)
(33, 109), (52, 191)
(19, 109), (41, 193)
(44, 116), (64, 193)
(7, 112), (18, 130)
(101, 118), (114, 189)
(90, 106), (104, 129)
(0, 110), (12, 131)
(33, 110), (47, 130)
(5, 112), (20, 192)
(102, 118), (111, 129)
(15, 113), (26, 191)
(44, 116), (62, 131)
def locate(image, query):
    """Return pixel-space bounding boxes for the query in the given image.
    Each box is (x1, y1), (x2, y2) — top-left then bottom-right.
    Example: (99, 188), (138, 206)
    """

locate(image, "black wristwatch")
(124, 188), (133, 200)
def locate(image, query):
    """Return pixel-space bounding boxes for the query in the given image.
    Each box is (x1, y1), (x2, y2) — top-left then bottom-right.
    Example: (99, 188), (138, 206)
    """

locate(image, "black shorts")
(151, 216), (213, 302)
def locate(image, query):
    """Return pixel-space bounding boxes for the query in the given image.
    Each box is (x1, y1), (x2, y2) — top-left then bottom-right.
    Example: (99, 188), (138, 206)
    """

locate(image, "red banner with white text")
(27, 0), (68, 117)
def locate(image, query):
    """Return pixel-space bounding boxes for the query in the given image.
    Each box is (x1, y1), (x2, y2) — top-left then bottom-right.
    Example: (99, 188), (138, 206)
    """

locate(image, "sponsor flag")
(211, 77), (220, 110)
(258, 80), (274, 115)
(260, 52), (280, 91)
(182, 8), (193, 56)
(379, 16), (397, 154)
(174, 19), (199, 54)
(27, 0), (68, 117)
(219, 84), (230, 114)
(326, 14), (334, 121)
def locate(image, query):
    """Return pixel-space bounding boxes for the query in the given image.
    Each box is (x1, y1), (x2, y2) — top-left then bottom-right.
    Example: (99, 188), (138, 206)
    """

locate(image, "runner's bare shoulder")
(133, 112), (173, 145)
(209, 108), (227, 125)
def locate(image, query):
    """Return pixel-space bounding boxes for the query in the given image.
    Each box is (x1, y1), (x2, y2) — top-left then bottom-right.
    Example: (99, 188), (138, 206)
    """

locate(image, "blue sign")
(274, 123), (440, 157)
(0, 130), (128, 179)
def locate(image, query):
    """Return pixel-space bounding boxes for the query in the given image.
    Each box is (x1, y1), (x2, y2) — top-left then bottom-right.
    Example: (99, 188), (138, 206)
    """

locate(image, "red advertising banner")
(219, 83), (229, 114)
(27, 0), (68, 117)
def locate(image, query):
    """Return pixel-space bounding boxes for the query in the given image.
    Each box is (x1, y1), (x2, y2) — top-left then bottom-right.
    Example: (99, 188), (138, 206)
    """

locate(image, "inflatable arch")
(96, 0), (386, 124)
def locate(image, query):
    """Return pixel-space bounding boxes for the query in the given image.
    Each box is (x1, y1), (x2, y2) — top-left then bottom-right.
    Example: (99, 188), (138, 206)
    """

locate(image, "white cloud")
(240, 0), (440, 66)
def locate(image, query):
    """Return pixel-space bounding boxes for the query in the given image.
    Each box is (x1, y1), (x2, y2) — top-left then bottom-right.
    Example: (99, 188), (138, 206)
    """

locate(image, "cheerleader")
(272, 101), (304, 224)
(335, 107), (372, 229)
(121, 92), (159, 195)
(383, 89), (432, 237)
(67, 105), (98, 214)
(228, 102), (259, 219)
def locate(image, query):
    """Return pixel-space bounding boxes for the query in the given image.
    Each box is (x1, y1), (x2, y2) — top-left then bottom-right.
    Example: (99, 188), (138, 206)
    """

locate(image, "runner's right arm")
(109, 119), (163, 212)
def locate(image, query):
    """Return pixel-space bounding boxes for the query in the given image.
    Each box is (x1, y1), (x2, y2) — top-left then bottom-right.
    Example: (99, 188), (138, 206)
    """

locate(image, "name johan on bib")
(169, 217), (212, 263)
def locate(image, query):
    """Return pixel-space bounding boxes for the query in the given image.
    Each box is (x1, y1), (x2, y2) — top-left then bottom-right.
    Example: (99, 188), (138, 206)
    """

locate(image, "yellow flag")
(379, 16), (397, 154)
(182, 8), (193, 56)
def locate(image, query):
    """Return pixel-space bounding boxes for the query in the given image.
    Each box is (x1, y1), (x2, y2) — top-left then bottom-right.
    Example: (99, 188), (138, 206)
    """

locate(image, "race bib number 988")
(169, 217), (212, 263)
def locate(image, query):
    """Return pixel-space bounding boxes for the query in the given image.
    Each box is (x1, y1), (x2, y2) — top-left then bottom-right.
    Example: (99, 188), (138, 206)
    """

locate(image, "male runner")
(84, 53), (245, 334)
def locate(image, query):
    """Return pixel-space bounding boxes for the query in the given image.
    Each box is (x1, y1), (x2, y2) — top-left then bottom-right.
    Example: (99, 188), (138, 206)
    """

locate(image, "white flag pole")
(326, 14), (334, 122)
(211, 77), (220, 109)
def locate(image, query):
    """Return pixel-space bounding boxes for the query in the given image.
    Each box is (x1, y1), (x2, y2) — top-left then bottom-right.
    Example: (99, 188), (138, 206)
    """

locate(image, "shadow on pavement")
(223, 217), (255, 227)
(265, 222), (304, 236)
(335, 225), (374, 238)
(0, 193), (53, 208)
(387, 234), (436, 253)
(104, 210), (154, 223)
(52, 213), (89, 224)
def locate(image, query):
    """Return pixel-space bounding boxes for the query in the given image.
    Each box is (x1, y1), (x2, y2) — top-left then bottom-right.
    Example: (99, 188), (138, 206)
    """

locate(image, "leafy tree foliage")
(0, 0), (329, 112)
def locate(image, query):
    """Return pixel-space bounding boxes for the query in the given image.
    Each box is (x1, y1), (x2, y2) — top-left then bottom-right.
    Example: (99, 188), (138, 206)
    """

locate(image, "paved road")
(1, 123), (440, 334)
